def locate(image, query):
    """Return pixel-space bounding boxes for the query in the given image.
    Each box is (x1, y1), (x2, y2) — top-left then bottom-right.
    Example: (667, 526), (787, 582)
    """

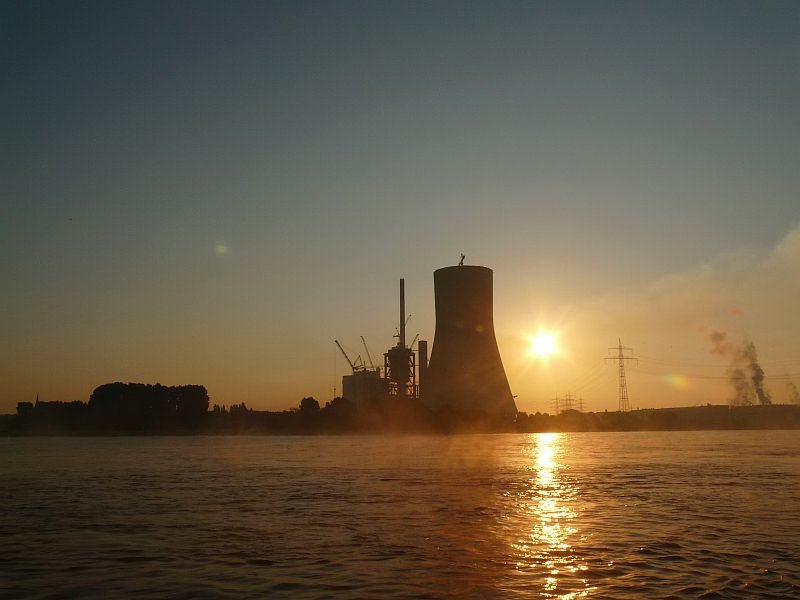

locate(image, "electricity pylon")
(552, 393), (585, 414)
(605, 339), (636, 412)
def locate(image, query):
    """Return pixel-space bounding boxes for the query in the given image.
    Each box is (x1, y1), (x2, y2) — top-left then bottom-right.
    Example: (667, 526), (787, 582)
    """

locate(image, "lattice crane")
(335, 339), (364, 373)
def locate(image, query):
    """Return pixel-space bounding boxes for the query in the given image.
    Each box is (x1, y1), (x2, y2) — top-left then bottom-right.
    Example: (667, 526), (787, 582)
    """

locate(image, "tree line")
(4, 384), (800, 435)
(10, 383), (209, 434)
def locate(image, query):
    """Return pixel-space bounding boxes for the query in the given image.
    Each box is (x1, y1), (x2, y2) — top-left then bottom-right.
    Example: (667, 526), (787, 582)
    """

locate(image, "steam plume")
(709, 330), (736, 356)
(742, 339), (771, 405)
(709, 331), (771, 406)
(788, 381), (800, 406)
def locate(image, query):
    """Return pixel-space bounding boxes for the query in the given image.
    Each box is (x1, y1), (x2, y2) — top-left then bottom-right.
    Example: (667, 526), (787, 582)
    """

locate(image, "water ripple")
(1, 432), (799, 598)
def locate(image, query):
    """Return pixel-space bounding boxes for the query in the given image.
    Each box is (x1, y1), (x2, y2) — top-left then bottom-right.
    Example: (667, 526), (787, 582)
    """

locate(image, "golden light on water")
(510, 433), (593, 597)
(536, 432), (557, 485)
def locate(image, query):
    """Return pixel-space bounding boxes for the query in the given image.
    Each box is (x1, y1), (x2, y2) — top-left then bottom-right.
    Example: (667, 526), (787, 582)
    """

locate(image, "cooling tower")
(424, 265), (517, 418)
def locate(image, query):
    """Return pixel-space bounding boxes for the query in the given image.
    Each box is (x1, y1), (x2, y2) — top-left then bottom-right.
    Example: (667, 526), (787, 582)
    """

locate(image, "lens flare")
(665, 374), (690, 390)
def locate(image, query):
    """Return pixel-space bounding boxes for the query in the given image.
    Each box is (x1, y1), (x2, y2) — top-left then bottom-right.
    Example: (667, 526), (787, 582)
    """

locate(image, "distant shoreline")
(2, 403), (799, 436)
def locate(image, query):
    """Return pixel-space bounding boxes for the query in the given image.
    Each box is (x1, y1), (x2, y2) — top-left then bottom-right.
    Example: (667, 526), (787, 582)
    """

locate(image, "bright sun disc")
(530, 332), (557, 359)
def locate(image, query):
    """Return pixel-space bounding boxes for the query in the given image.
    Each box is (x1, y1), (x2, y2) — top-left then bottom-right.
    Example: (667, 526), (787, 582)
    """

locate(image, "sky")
(2, 0), (799, 415)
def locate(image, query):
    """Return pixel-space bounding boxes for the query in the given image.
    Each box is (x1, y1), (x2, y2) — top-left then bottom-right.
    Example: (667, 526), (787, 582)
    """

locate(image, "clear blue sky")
(3, 0), (799, 413)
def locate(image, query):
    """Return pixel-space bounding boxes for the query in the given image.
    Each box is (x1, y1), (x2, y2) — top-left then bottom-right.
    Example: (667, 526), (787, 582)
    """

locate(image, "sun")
(529, 331), (558, 359)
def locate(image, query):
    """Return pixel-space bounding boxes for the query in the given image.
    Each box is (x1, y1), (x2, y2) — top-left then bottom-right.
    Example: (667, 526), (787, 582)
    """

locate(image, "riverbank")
(2, 403), (799, 435)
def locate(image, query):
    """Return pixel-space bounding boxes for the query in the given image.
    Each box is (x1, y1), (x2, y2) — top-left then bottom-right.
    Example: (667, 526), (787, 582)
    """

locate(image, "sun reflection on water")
(510, 433), (593, 598)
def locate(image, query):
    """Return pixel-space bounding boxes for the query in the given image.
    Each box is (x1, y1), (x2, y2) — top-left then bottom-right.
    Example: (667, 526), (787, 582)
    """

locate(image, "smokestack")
(418, 339), (428, 395)
(424, 265), (517, 418)
(400, 278), (406, 348)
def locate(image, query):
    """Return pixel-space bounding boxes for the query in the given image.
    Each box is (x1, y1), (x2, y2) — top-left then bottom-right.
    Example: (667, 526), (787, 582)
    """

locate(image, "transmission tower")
(551, 392), (585, 414)
(605, 339), (636, 412)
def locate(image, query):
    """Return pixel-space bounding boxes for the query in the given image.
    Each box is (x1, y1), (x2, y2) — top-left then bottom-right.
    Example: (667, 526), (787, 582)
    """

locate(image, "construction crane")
(408, 333), (419, 350)
(360, 336), (376, 371)
(335, 339), (364, 373)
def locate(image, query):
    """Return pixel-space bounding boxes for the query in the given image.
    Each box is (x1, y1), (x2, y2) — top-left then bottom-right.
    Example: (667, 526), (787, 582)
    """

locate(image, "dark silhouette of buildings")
(334, 263), (518, 428)
(4, 391), (800, 435)
(4, 267), (800, 436)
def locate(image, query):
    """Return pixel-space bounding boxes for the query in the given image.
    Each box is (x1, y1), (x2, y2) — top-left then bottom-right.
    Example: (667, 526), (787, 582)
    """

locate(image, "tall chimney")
(399, 278), (406, 348)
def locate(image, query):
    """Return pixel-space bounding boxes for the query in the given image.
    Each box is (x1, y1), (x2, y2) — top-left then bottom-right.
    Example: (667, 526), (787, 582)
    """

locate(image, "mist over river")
(2, 432), (799, 598)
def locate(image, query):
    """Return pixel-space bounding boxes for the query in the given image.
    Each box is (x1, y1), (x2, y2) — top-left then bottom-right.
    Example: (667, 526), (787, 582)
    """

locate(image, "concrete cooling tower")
(423, 265), (517, 419)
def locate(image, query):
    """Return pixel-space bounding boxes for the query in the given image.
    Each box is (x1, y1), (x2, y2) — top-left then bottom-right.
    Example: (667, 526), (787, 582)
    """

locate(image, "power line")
(636, 354), (800, 369)
(571, 364), (607, 392)
(634, 367), (800, 381)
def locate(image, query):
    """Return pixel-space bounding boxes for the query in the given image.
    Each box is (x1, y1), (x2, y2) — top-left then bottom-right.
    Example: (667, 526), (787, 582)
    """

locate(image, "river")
(1, 431), (799, 598)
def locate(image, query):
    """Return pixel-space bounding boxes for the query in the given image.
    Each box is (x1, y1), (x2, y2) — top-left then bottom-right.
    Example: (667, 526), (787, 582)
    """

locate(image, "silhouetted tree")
(321, 396), (356, 431)
(299, 397), (320, 412)
(230, 402), (251, 416)
(174, 385), (209, 425)
(88, 382), (209, 431)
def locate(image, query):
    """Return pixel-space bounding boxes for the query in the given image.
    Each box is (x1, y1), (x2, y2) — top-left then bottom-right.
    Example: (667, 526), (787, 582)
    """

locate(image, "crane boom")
(334, 339), (358, 373)
(409, 333), (419, 349)
(360, 336), (376, 370)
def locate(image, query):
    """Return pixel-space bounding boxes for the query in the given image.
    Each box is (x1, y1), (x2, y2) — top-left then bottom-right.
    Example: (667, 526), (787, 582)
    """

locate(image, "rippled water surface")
(2, 432), (799, 598)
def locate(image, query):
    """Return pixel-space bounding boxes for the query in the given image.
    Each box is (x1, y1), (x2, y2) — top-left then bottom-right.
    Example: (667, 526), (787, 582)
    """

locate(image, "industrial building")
(335, 262), (517, 420)
(335, 279), (422, 408)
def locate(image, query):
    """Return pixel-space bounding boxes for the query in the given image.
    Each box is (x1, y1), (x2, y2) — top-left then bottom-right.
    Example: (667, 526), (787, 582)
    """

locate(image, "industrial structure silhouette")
(425, 265), (517, 418)
(336, 262), (518, 421)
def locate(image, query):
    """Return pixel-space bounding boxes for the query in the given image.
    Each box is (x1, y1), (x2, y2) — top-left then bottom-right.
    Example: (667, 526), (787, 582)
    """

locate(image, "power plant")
(335, 279), (421, 408)
(335, 262), (517, 421)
